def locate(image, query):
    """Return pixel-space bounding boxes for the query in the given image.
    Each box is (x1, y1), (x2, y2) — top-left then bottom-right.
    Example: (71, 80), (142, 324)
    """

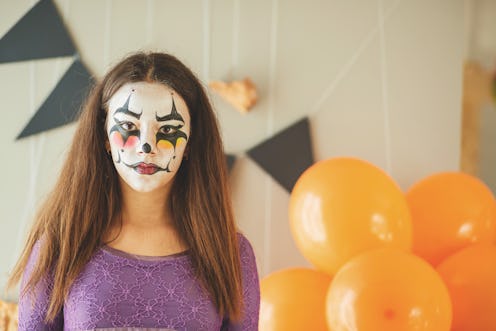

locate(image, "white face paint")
(106, 82), (191, 193)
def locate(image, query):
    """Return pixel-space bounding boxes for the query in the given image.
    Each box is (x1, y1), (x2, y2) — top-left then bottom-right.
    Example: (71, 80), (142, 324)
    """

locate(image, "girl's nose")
(138, 129), (156, 155)
(142, 143), (152, 153)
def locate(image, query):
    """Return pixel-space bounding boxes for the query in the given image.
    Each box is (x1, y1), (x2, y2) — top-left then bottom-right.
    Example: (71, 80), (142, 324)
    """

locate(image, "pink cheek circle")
(124, 136), (140, 149)
(111, 132), (124, 148)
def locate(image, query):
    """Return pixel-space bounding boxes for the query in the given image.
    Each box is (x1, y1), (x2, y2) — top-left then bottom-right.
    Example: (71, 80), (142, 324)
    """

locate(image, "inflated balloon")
(406, 172), (496, 266)
(259, 268), (332, 331)
(437, 243), (496, 331)
(326, 248), (452, 331)
(289, 157), (412, 276)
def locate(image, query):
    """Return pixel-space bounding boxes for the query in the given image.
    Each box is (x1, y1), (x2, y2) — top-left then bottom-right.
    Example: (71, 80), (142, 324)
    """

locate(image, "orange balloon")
(259, 268), (332, 331)
(437, 243), (496, 331)
(406, 172), (496, 266)
(289, 157), (412, 276)
(326, 249), (452, 331)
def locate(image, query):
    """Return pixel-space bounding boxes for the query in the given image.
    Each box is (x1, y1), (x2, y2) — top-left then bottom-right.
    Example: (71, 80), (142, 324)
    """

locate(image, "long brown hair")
(8, 52), (243, 321)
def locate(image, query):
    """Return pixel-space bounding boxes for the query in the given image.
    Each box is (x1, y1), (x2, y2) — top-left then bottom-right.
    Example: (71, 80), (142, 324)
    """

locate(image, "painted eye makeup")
(118, 121), (137, 132)
(159, 125), (182, 135)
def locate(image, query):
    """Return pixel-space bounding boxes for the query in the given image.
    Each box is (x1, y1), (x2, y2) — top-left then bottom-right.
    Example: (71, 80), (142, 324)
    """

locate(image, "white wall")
(0, 0), (464, 301)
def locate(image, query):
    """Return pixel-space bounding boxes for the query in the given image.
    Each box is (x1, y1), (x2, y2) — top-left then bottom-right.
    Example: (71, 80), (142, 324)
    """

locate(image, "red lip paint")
(135, 163), (158, 175)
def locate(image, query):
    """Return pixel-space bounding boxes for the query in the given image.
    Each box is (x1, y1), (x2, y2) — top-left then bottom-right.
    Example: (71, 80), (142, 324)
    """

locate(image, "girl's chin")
(118, 172), (175, 194)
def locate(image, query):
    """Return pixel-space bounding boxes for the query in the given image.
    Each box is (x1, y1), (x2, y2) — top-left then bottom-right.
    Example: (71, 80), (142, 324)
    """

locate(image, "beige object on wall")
(0, 300), (18, 331)
(461, 61), (492, 175)
(209, 78), (258, 113)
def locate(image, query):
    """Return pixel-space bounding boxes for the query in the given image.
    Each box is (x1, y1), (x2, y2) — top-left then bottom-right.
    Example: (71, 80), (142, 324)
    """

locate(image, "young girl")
(9, 52), (260, 330)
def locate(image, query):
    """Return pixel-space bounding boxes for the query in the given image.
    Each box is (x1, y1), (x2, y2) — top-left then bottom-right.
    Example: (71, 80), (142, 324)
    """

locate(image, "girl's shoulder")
(236, 232), (254, 252)
(236, 232), (258, 267)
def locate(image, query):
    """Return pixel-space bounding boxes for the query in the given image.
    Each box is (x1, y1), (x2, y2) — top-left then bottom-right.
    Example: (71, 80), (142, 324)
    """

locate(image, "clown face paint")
(106, 82), (191, 192)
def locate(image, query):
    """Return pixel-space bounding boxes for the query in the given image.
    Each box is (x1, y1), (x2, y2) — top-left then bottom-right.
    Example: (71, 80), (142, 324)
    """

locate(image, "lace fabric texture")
(18, 234), (260, 331)
(81, 328), (176, 331)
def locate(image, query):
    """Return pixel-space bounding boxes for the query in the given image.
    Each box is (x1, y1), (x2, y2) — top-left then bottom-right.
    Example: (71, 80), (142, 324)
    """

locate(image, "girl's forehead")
(108, 81), (190, 120)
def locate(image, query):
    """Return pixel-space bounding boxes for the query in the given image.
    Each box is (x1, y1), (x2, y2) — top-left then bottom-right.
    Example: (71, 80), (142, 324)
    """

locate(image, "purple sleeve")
(18, 241), (63, 331)
(225, 234), (260, 331)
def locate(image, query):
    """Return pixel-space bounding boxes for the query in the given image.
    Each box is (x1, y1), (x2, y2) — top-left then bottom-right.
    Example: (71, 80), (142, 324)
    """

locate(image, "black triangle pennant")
(247, 117), (314, 192)
(0, 0), (76, 63)
(16, 57), (94, 139)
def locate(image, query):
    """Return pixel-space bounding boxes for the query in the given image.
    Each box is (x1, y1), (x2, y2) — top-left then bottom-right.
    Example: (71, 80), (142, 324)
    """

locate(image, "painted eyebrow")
(156, 96), (184, 123)
(114, 94), (142, 119)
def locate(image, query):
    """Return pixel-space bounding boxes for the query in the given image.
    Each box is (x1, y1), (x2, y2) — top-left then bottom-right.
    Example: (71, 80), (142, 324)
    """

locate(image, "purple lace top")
(19, 234), (260, 331)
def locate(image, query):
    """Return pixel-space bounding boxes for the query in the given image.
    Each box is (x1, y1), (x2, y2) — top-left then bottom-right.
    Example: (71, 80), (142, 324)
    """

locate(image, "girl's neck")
(119, 178), (174, 229)
(103, 178), (187, 256)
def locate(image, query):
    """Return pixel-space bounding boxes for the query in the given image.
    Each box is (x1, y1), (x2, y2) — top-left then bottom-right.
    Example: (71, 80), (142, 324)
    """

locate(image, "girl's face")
(106, 82), (191, 192)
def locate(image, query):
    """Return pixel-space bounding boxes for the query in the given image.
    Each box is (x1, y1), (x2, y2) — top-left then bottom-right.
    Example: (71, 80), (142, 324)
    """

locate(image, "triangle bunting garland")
(0, 0), (95, 139)
(247, 117), (314, 192)
(0, 0), (76, 63)
(17, 57), (94, 139)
